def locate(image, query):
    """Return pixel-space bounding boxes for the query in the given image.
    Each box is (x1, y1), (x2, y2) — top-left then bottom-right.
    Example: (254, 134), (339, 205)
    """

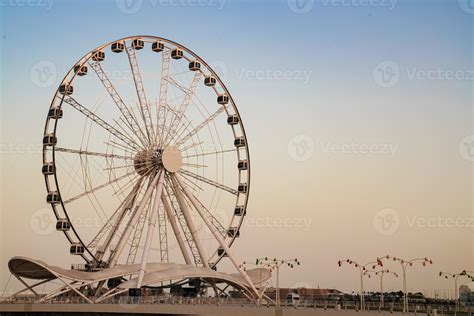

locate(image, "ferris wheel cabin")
(42, 163), (55, 175)
(91, 50), (105, 62)
(48, 107), (63, 119)
(227, 227), (240, 238)
(234, 137), (245, 148)
(171, 48), (183, 59)
(132, 39), (144, 50)
(227, 115), (239, 125)
(217, 94), (229, 105)
(189, 60), (201, 71)
(152, 41), (164, 52)
(70, 243), (85, 255)
(59, 83), (73, 95)
(238, 160), (248, 170)
(43, 134), (57, 146)
(204, 76), (216, 86)
(238, 183), (248, 194)
(217, 247), (227, 257)
(111, 41), (125, 53)
(74, 65), (87, 76)
(56, 219), (71, 231)
(234, 206), (246, 216)
(46, 191), (60, 204)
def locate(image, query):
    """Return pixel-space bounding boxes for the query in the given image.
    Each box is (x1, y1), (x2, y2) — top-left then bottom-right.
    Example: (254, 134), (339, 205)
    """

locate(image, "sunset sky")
(0, 0), (472, 297)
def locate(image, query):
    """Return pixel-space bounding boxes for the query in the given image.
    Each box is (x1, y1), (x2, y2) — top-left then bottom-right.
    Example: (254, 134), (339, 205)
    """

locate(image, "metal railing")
(1, 295), (473, 314)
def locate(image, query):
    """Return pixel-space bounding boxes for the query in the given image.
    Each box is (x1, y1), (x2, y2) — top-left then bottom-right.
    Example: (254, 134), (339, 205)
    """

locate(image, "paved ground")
(0, 304), (423, 316)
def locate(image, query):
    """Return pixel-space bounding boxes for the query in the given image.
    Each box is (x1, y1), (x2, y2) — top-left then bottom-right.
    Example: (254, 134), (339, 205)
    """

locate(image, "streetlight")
(439, 270), (474, 313)
(337, 258), (383, 310)
(379, 255), (433, 313)
(250, 257), (300, 308)
(365, 269), (399, 308)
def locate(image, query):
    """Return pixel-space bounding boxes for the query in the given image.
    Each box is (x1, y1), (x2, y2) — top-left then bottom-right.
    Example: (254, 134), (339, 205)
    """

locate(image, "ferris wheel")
(41, 36), (255, 293)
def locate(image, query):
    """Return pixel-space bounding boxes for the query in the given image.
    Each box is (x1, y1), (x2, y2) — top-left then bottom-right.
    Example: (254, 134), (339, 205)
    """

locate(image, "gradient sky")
(0, 0), (473, 297)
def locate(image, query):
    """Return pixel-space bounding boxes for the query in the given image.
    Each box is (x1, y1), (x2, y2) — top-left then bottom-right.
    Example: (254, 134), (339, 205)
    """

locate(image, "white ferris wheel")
(6, 36), (271, 302)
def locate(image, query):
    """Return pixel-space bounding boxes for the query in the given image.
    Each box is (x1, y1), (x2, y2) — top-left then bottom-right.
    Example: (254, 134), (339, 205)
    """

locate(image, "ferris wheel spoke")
(177, 169), (238, 196)
(176, 105), (227, 146)
(180, 141), (204, 153)
(174, 175), (228, 239)
(183, 148), (237, 159)
(125, 42), (154, 144)
(155, 47), (171, 146)
(163, 72), (203, 146)
(55, 147), (132, 160)
(88, 60), (149, 148)
(61, 95), (142, 152)
(182, 162), (208, 168)
(63, 170), (136, 205)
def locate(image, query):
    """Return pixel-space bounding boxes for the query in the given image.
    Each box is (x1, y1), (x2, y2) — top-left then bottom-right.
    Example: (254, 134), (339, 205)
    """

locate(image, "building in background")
(459, 284), (474, 307)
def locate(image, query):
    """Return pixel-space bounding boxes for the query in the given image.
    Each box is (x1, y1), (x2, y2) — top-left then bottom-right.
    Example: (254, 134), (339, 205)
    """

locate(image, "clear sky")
(0, 0), (473, 297)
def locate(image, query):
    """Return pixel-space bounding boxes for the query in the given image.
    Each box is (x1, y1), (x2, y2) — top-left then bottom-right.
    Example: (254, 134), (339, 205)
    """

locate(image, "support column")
(162, 192), (192, 265)
(174, 174), (259, 298)
(170, 176), (209, 267)
(108, 172), (160, 268)
(136, 169), (166, 288)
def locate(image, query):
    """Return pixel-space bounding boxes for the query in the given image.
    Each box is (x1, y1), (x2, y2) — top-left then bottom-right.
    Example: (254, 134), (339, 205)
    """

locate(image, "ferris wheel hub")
(161, 145), (182, 173)
(133, 150), (159, 176)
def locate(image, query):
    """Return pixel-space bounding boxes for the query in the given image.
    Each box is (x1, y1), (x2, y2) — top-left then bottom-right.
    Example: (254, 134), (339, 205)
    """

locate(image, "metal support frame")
(174, 174), (259, 298)
(136, 169), (166, 288)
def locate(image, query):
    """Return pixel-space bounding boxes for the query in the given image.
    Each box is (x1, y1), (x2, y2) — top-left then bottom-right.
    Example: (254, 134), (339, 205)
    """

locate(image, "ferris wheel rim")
(42, 35), (251, 268)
